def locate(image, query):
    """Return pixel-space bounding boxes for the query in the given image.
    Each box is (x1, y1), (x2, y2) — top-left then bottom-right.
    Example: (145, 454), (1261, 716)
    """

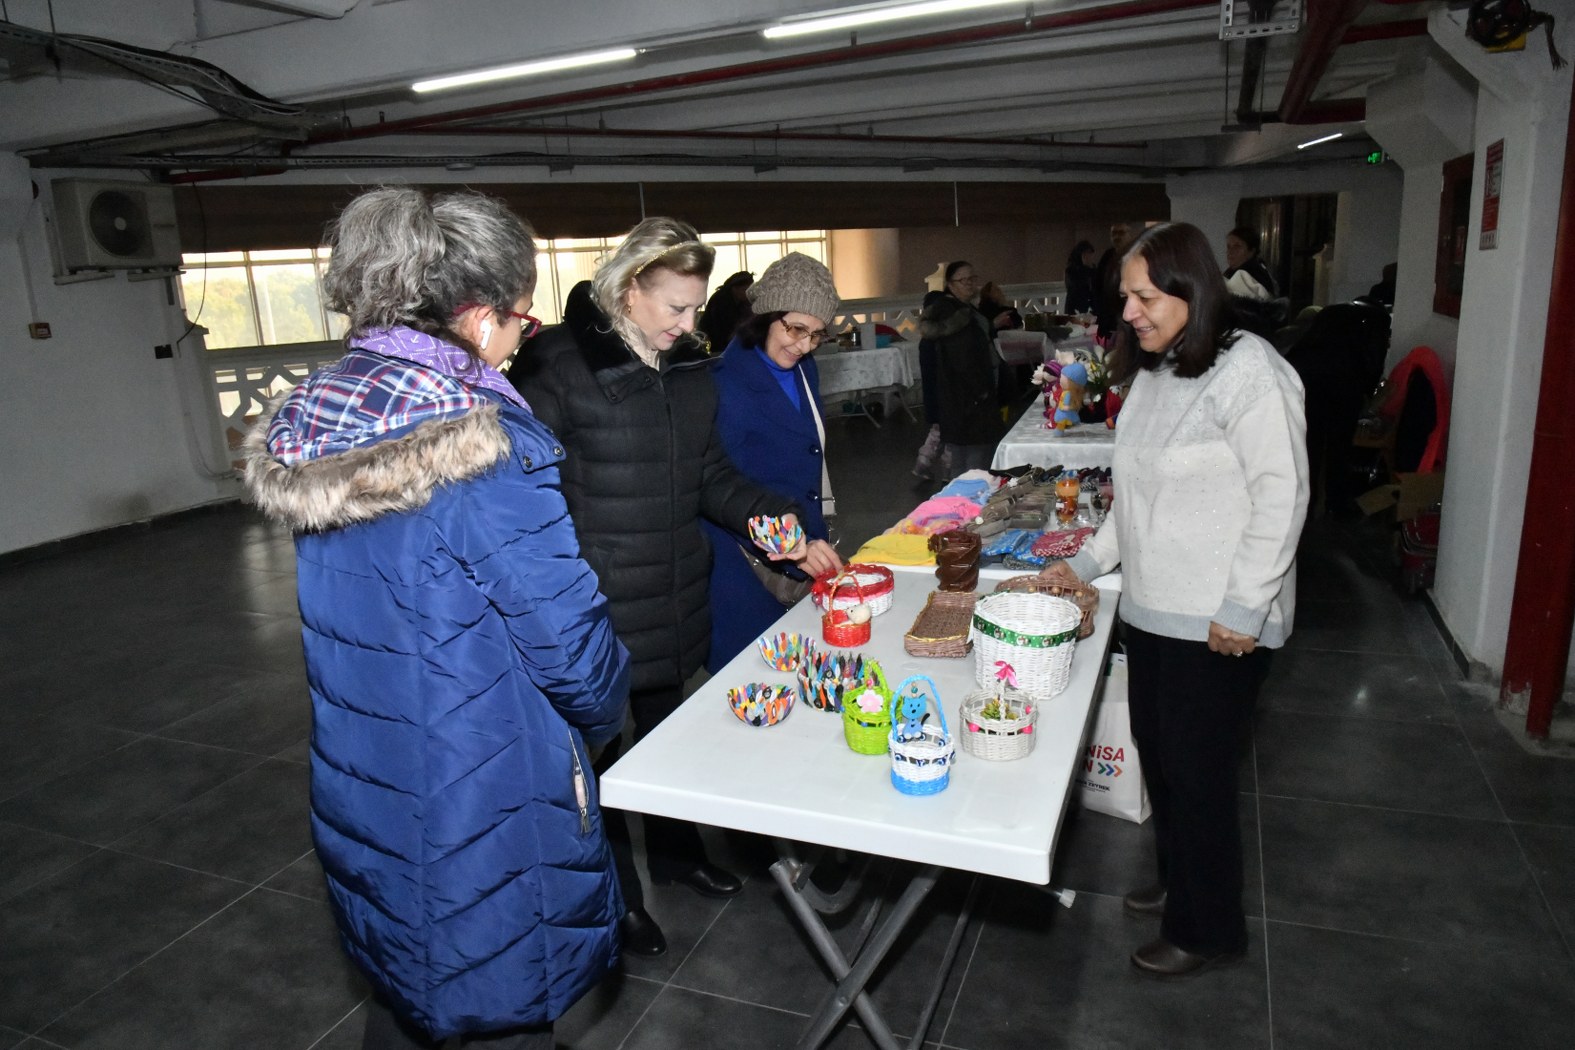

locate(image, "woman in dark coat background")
(705, 253), (844, 672)
(246, 188), (630, 1050)
(919, 260), (1011, 478)
(511, 218), (819, 959)
(1065, 239), (1099, 315)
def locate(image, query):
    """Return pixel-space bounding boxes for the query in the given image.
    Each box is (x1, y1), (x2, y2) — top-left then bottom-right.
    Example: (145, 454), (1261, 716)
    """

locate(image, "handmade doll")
(1054, 362), (1088, 430)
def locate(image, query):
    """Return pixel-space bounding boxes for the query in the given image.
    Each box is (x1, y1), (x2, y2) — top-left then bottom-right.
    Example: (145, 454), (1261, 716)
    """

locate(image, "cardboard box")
(1357, 471), (1445, 522)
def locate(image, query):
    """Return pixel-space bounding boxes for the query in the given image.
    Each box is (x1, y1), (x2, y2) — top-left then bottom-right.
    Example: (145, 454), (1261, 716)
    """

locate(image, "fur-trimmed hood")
(243, 348), (549, 533)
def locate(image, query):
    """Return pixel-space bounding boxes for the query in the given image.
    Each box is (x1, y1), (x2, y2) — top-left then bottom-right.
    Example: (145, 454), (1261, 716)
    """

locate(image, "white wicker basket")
(969, 592), (1081, 699)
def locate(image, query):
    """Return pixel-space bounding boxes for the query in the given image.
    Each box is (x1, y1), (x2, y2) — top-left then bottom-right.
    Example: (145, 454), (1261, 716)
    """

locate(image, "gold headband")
(631, 239), (708, 279)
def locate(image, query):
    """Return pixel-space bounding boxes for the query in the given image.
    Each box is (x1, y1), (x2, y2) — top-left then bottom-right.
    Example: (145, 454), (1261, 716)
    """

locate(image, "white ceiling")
(0, 0), (1439, 179)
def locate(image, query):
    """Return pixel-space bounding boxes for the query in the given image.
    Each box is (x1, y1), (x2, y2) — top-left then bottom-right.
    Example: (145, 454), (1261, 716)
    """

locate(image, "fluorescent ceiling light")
(412, 48), (638, 93)
(764, 0), (1023, 39)
(1296, 131), (1344, 150)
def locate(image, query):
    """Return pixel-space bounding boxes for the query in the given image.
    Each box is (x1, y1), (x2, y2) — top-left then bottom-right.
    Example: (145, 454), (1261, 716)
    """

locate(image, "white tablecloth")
(816, 342), (919, 399)
(991, 406), (1117, 471)
(601, 570), (1116, 884)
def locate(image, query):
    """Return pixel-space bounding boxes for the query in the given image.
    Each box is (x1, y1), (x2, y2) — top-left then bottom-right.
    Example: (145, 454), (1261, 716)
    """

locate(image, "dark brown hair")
(1110, 222), (1240, 382)
(734, 311), (787, 350)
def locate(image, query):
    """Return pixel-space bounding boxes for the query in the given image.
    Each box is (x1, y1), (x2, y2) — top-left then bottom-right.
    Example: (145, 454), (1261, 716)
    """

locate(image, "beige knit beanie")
(747, 252), (840, 326)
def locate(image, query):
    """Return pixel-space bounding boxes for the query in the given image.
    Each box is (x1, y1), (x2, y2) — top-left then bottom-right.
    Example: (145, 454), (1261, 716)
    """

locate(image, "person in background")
(1064, 239), (1099, 315)
(1223, 225), (1278, 301)
(1362, 262), (1397, 307)
(511, 217), (818, 959)
(920, 260), (1012, 478)
(1094, 222), (1135, 339)
(699, 269), (754, 352)
(1039, 222), (1308, 979)
(705, 253), (845, 671)
(244, 187), (629, 1050)
(912, 287), (949, 479)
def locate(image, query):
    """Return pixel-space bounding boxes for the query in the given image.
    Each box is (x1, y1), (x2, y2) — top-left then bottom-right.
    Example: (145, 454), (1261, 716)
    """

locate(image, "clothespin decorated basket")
(841, 660), (893, 755)
(959, 661), (1037, 761)
(820, 571), (873, 647)
(887, 674), (954, 796)
(796, 649), (869, 714)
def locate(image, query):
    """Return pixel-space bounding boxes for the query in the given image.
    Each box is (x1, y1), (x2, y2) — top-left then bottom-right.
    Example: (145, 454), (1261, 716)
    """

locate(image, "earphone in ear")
(479, 320), (493, 350)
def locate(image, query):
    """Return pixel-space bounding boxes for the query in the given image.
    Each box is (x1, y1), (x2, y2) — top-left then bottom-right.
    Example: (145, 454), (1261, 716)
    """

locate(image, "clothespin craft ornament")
(748, 515), (804, 557)
(727, 683), (796, 727)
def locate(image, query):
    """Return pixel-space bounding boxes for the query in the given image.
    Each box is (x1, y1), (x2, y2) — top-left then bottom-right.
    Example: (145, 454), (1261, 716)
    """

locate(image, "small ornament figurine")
(1054, 362), (1088, 430)
(895, 687), (928, 742)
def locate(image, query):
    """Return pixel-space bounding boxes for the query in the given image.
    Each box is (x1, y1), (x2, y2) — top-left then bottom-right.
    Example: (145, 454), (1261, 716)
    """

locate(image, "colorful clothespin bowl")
(757, 631), (815, 672)
(748, 515), (804, 557)
(727, 683), (796, 727)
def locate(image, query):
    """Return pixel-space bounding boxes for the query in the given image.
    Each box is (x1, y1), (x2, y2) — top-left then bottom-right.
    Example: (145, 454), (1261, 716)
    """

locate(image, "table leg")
(770, 853), (979, 1050)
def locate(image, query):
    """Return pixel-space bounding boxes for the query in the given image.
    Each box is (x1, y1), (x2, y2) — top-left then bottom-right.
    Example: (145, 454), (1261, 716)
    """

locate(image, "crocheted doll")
(1054, 362), (1088, 430)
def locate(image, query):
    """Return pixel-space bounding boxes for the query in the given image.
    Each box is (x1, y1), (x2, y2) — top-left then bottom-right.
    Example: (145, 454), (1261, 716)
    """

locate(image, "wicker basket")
(812, 563), (895, 618)
(903, 590), (977, 658)
(958, 684), (1037, 760)
(796, 648), (869, 713)
(888, 675), (955, 796)
(820, 572), (872, 647)
(993, 575), (1099, 640)
(970, 592), (1081, 699)
(841, 660), (893, 755)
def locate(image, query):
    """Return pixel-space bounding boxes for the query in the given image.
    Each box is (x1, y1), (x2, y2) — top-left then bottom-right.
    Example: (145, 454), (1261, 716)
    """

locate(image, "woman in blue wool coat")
(705, 253), (845, 671)
(244, 187), (629, 1050)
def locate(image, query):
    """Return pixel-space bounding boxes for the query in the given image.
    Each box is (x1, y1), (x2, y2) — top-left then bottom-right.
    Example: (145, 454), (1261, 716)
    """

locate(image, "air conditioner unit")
(50, 178), (181, 272)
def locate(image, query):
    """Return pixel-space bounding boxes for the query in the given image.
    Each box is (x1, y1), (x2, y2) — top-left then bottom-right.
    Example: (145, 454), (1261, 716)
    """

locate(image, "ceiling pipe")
(307, 0), (1221, 145)
(402, 123), (1148, 151)
(241, 0), (362, 17)
(1279, 0), (1373, 125)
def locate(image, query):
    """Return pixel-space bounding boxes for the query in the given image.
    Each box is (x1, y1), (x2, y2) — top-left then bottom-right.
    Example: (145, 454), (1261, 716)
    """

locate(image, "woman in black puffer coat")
(920, 260), (1010, 477)
(511, 217), (814, 959)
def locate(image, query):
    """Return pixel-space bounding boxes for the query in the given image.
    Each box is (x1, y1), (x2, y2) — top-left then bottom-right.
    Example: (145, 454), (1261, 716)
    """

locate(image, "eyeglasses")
(779, 319), (828, 347)
(457, 302), (542, 340)
(500, 308), (542, 340)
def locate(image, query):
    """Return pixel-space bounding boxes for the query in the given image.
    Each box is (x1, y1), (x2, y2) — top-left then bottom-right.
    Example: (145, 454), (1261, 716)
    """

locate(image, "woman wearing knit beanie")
(702, 252), (846, 670)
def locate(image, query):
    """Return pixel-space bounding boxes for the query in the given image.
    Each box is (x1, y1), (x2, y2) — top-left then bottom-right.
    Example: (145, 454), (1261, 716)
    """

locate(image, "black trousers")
(1124, 624), (1270, 956)
(362, 995), (551, 1050)
(595, 683), (710, 909)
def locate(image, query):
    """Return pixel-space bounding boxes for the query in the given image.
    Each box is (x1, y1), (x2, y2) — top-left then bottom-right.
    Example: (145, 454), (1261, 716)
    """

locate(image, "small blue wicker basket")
(887, 674), (954, 796)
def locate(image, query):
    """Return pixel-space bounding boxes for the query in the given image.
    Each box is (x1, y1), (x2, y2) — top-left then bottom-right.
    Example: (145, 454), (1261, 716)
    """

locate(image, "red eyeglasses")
(457, 302), (542, 340)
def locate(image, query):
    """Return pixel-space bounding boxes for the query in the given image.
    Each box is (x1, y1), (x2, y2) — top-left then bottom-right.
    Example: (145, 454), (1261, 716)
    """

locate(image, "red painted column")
(1500, 72), (1575, 739)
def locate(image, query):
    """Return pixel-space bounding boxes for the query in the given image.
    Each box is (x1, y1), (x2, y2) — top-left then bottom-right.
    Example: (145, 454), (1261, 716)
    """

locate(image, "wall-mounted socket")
(27, 322), (51, 339)
(153, 344), (173, 359)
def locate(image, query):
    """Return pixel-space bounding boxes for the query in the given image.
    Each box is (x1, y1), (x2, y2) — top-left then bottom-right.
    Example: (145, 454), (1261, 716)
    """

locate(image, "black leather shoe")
(657, 863), (743, 899)
(619, 907), (667, 958)
(1130, 937), (1243, 979)
(1122, 884), (1167, 917)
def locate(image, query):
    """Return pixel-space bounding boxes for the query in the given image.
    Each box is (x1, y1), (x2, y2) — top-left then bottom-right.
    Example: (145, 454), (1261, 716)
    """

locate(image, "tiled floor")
(3, 407), (1574, 1049)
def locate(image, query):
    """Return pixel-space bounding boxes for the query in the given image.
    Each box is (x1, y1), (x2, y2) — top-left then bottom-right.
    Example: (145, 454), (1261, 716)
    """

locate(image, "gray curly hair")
(321, 187), (536, 356)
(591, 217), (715, 351)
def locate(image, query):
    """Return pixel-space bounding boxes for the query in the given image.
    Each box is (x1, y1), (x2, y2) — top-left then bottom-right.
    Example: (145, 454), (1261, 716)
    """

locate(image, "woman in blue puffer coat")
(245, 188), (629, 1050)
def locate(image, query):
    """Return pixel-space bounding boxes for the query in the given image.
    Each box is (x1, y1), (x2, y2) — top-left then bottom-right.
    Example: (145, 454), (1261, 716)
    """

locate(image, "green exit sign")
(1365, 149), (1387, 165)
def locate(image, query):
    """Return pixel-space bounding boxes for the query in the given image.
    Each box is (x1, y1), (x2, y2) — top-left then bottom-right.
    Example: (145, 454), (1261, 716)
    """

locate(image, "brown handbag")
(739, 541), (813, 607)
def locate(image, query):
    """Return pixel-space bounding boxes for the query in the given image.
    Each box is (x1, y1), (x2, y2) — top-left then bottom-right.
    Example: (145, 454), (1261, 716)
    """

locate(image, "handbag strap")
(800, 367), (835, 515)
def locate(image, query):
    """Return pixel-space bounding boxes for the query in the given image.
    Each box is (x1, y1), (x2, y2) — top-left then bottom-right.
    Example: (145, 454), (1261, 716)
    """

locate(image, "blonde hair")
(591, 217), (715, 352)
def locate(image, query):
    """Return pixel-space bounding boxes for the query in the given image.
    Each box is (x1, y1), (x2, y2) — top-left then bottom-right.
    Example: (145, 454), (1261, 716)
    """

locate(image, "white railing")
(832, 282), (1068, 340)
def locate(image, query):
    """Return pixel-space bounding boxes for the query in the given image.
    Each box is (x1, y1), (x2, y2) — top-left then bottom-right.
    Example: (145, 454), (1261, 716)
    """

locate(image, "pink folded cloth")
(907, 496), (983, 531)
(1031, 527), (1096, 560)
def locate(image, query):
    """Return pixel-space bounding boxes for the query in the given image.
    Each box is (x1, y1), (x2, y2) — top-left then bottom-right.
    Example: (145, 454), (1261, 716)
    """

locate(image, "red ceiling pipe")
(1279, 0), (1372, 125)
(308, 0), (1219, 145)
(408, 123), (1147, 150)
(1340, 18), (1429, 45)
(1500, 71), (1575, 740)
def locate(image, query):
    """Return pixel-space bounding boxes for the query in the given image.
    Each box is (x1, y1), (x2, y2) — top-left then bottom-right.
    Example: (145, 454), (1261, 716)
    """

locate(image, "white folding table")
(601, 572), (1117, 1049)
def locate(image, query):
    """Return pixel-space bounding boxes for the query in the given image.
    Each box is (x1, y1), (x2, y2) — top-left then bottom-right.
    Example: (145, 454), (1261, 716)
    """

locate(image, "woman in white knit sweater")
(1042, 222), (1308, 979)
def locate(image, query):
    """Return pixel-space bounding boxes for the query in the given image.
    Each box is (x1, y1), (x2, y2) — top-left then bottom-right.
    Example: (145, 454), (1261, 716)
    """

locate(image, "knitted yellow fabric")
(852, 532), (935, 566)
